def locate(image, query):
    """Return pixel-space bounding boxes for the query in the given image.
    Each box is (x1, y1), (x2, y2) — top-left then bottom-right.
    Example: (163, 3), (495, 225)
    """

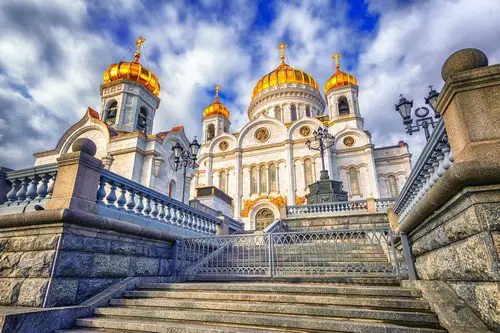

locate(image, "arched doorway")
(255, 208), (275, 231)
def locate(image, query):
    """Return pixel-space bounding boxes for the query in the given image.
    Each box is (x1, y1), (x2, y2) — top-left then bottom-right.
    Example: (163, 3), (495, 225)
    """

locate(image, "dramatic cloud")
(0, 0), (499, 168)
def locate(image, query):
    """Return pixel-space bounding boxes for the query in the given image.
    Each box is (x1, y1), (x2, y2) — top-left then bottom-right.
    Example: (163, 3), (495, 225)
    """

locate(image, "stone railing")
(97, 169), (221, 235)
(286, 200), (368, 217)
(263, 219), (289, 233)
(190, 199), (244, 234)
(1, 163), (58, 210)
(375, 198), (395, 213)
(393, 119), (453, 222)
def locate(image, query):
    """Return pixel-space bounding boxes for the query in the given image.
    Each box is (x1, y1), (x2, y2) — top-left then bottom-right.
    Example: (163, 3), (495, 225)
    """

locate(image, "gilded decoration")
(324, 53), (357, 94)
(219, 140), (228, 151)
(295, 196), (306, 206)
(343, 136), (355, 147)
(103, 36), (161, 96)
(251, 42), (319, 100)
(240, 195), (287, 217)
(203, 84), (230, 119)
(299, 126), (311, 137)
(255, 128), (270, 142)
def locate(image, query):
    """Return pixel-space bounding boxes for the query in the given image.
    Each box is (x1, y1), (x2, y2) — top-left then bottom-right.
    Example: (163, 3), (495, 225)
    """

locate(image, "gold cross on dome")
(133, 36), (146, 62)
(278, 42), (287, 64)
(333, 52), (340, 69)
(214, 84), (221, 100)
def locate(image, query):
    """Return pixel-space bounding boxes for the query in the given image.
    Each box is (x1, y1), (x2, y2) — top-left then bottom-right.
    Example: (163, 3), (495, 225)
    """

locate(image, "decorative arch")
(137, 107), (148, 133)
(104, 99), (118, 125)
(206, 123), (215, 141)
(168, 179), (176, 197)
(207, 132), (238, 154)
(338, 96), (350, 116)
(333, 126), (371, 150)
(236, 117), (288, 149)
(248, 200), (280, 230)
(287, 117), (324, 140)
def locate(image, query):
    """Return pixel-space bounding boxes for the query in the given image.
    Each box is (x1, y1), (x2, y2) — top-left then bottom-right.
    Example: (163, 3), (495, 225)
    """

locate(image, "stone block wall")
(408, 185), (499, 330)
(0, 222), (173, 307)
(285, 213), (390, 231)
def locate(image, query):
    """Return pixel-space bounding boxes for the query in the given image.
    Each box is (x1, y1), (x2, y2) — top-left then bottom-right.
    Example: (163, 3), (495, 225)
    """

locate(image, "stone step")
(186, 275), (400, 284)
(135, 282), (422, 297)
(109, 297), (439, 324)
(86, 307), (445, 333)
(122, 290), (431, 310)
(74, 316), (303, 332)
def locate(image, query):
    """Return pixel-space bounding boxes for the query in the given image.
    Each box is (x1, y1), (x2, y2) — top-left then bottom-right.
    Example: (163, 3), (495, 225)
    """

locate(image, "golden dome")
(103, 36), (160, 96)
(324, 53), (357, 94)
(251, 42), (319, 100)
(203, 85), (230, 119)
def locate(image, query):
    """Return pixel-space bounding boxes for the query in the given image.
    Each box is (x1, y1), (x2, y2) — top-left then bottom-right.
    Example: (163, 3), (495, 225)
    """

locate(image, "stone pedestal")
(306, 179), (348, 204)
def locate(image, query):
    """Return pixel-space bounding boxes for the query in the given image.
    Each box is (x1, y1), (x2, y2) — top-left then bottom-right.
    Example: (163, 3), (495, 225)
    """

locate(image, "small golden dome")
(103, 36), (160, 96)
(324, 53), (357, 94)
(203, 85), (230, 119)
(251, 42), (319, 100)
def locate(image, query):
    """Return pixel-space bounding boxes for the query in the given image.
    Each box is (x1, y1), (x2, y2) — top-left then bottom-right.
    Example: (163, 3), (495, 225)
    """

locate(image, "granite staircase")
(61, 281), (447, 333)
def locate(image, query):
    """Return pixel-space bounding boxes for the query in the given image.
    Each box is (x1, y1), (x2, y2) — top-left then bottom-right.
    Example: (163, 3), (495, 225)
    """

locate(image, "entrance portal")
(255, 208), (275, 231)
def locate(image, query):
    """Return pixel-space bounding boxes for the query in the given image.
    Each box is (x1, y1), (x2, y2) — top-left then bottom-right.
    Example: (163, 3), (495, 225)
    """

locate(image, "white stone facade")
(34, 79), (193, 203)
(195, 75), (412, 230)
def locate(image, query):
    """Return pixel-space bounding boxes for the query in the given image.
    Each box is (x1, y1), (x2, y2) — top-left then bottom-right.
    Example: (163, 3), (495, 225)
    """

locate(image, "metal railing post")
(400, 232), (417, 280)
(268, 234), (275, 277)
(388, 230), (401, 278)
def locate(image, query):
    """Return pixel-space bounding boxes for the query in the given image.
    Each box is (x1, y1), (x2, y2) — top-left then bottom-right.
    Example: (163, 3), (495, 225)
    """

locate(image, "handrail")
(393, 119), (453, 222)
(286, 200), (369, 217)
(263, 219), (288, 233)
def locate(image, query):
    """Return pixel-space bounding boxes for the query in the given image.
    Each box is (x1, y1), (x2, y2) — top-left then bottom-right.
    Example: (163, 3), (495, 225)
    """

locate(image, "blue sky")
(1, 0), (500, 168)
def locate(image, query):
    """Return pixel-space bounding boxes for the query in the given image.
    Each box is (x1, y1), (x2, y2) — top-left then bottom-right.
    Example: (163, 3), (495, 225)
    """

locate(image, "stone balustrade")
(286, 200), (368, 217)
(97, 169), (220, 235)
(393, 119), (453, 222)
(374, 198), (395, 213)
(1, 163), (58, 209)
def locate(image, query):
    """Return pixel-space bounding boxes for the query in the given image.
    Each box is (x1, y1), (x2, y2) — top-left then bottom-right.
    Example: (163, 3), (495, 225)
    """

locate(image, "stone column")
(235, 150), (243, 218)
(206, 154), (213, 186)
(285, 141), (295, 205)
(365, 149), (380, 198)
(45, 138), (103, 214)
(276, 164), (280, 193)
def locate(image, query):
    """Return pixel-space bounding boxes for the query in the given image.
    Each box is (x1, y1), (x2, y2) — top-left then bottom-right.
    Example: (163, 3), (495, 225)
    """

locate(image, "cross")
(278, 42), (287, 64)
(333, 52), (340, 69)
(133, 36), (146, 62)
(214, 84), (221, 100)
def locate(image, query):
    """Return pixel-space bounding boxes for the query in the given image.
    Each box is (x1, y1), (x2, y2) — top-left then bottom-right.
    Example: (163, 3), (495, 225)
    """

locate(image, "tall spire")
(133, 36), (146, 63)
(333, 52), (340, 70)
(214, 84), (221, 101)
(278, 42), (287, 65)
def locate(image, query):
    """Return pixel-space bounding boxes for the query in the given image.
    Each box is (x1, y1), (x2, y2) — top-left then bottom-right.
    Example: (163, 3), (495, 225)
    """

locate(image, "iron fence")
(175, 227), (400, 279)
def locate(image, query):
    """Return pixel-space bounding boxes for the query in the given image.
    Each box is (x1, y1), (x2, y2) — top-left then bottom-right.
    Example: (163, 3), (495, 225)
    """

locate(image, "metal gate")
(174, 227), (400, 279)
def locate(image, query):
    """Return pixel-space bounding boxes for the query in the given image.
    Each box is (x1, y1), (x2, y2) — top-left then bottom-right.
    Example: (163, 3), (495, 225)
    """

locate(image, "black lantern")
(189, 137), (201, 158)
(395, 94), (414, 124)
(424, 85), (440, 117)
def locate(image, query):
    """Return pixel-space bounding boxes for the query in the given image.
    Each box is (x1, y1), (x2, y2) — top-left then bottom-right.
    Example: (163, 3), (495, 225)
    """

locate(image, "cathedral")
(192, 43), (412, 230)
(32, 38), (411, 231)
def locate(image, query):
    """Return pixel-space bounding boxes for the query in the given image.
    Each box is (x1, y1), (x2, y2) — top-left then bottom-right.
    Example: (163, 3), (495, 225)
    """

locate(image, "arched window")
(168, 179), (176, 197)
(290, 104), (297, 121)
(304, 158), (313, 186)
(338, 97), (350, 116)
(305, 106), (311, 117)
(388, 175), (399, 197)
(105, 100), (117, 125)
(348, 167), (360, 195)
(259, 165), (267, 194)
(250, 166), (258, 195)
(137, 107), (148, 133)
(275, 106), (282, 121)
(219, 170), (227, 193)
(206, 124), (215, 141)
(269, 164), (277, 193)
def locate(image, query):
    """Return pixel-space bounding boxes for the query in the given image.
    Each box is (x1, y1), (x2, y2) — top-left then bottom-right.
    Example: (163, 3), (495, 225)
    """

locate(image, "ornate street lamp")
(172, 137), (200, 202)
(306, 126), (335, 180)
(395, 86), (440, 141)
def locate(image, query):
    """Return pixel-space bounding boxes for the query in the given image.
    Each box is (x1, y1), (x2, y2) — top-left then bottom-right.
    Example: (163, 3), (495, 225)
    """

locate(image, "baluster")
(157, 201), (165, 220)
(35, 174), (50, 200)
(177, 208), (184, 227)
(193, 215), (200, 232)
(441, 145), (452, 170)
(143, 196), (152, 216)
(16, 177), (29, 204)
(116, 185), (127, 209)
(200, 218), (207, 233)
(105, 181), (117, 207)
(45, 173), (56, 199)
(126, 188), (136, 212)
(165, 203), (172, 223)
(183, 211), (190, 228)
(26, 175), (40, 202)
(185, 212), (192, 229)
(6, 179), (20, 204)
(151, 199), (159, 219)
(135, 193), (144, 215)
(96, 176), (107, 204)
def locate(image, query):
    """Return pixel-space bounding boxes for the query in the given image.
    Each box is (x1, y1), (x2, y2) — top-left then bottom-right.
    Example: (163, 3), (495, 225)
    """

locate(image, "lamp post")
(306, 126), (335, 180)
(395, 86), (440, 141)
(172, 137), (201, 203)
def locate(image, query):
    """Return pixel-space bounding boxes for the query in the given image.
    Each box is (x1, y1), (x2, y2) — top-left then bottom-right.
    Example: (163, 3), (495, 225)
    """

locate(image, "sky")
(0, 0), (499, 168)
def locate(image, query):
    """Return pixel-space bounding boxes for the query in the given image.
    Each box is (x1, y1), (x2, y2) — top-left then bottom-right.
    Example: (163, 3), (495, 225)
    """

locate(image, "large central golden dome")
(251, 43), (319, 100)
(103, 36), (160, 96)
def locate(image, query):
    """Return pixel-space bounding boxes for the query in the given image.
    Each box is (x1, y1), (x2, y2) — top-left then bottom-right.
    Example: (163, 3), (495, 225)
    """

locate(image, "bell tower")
(100, 36), (161, 134)
(201, 85), (231, 144)
(325, 53), (363, 128)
